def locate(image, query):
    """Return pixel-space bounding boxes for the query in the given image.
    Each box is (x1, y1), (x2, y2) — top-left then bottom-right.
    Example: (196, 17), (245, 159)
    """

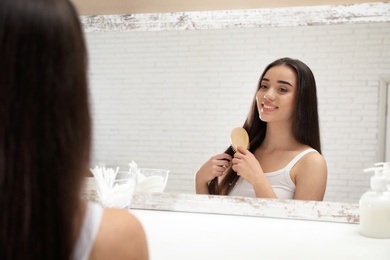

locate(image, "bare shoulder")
(301, 150), (326, 168)
(294, 150), (327, 177)
(292, 150), (328, 200)
(290, 149), (327, 182)
(89, 208), (149, 260)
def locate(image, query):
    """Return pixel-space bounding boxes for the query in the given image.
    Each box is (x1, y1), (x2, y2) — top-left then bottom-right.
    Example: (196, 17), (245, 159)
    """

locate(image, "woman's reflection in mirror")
(195, 57), (327, 201)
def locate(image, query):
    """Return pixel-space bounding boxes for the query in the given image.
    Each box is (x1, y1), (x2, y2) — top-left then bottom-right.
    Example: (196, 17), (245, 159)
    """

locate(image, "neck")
(261, 121), (300, 151)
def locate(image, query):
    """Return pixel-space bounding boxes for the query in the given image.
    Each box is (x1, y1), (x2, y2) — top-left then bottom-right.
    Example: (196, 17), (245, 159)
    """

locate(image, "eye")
(259, 84), (268, 90)
(278, 88), (288, 93)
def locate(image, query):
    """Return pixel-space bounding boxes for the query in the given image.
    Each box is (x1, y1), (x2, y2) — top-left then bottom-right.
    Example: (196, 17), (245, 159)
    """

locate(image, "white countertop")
(81, 187), (389, 259)
(132, 209), (390, 260)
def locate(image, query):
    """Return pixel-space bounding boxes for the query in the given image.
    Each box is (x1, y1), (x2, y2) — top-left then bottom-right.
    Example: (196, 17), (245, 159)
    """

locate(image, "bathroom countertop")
(131, 209), (390, 260)
(82, 190), (389, 259)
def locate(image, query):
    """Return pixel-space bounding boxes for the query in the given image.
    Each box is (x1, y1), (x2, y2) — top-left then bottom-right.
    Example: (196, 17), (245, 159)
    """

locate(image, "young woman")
(0, 0), (149, 259)
(195, 57), (327, 201)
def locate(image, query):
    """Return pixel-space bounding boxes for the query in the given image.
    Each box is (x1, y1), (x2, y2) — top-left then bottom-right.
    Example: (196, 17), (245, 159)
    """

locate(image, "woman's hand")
(232, 146), (264, 185)
(195, 153), (232, 194)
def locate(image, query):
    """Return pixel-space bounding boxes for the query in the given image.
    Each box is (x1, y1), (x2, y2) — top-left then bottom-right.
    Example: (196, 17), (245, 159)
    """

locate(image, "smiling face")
(256, 65), (297, 123)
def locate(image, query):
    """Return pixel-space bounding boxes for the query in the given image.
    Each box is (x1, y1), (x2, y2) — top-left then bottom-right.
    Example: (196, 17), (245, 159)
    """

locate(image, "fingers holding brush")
(232, 146), (264, 184)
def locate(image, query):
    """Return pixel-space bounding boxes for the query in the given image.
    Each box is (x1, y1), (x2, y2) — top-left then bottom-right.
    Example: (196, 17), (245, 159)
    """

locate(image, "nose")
(263, 89), (275, 101)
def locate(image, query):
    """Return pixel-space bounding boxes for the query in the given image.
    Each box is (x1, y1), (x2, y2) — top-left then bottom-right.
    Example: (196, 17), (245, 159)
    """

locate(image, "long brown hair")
(209, 57), (321, 195)
(0, 0), (90, 259)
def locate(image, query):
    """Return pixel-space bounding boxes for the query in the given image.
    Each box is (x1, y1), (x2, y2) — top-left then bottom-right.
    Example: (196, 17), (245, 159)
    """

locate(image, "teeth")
(263, 104), (277, 109)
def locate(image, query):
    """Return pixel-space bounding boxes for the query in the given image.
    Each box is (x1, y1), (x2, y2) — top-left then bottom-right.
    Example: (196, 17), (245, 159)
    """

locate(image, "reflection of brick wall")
(86, 23), (390, 203)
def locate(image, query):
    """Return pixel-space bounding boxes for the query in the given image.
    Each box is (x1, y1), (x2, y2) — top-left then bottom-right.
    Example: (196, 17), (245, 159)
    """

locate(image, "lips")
(262, 102), (278, 110)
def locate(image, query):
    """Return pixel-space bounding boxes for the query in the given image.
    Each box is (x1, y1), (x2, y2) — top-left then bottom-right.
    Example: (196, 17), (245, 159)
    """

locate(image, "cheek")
(255, 92), (262, 105)
(255, 96), (262, 112)
(285, 92), (296, 105)
(286, 97), (296, 115)
(288, 97), (295, 107)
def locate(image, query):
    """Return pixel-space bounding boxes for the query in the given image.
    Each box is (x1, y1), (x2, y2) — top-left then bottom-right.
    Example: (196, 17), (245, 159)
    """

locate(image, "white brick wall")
(85, 22), (390, 203)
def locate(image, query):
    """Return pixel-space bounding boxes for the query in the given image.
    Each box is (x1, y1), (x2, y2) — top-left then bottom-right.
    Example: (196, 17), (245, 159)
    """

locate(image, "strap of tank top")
(284, 148), (318, 171)
(71, 202), (103, 260)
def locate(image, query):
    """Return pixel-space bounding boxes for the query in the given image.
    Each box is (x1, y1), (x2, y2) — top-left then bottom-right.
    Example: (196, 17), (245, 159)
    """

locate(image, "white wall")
(85, 22), (390, 203)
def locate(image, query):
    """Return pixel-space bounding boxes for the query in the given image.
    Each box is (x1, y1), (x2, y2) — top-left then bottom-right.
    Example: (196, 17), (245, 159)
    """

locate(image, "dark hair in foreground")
(0, 0), (90, 259)
(209, 57), (321, 195)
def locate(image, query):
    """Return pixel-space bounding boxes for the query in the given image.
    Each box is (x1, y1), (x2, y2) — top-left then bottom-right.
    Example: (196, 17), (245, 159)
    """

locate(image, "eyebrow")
(262, 78), (293, 87)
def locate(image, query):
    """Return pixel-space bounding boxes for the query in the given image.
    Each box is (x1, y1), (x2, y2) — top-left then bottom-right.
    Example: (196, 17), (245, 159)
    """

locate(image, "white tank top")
(229, 148), (317, 199)
(71, 202), (103, 260)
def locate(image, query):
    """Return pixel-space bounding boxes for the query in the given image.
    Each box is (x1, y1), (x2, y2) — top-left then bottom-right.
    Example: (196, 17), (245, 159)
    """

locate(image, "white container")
(359, 167), (390, 238)
(94, 171), (138, 209)
(375, 162), (390, 191)
(134, 168), (169, 193)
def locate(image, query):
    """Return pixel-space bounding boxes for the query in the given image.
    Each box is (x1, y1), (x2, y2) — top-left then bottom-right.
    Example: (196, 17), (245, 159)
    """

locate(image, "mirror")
(81, 2), (390, 203)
